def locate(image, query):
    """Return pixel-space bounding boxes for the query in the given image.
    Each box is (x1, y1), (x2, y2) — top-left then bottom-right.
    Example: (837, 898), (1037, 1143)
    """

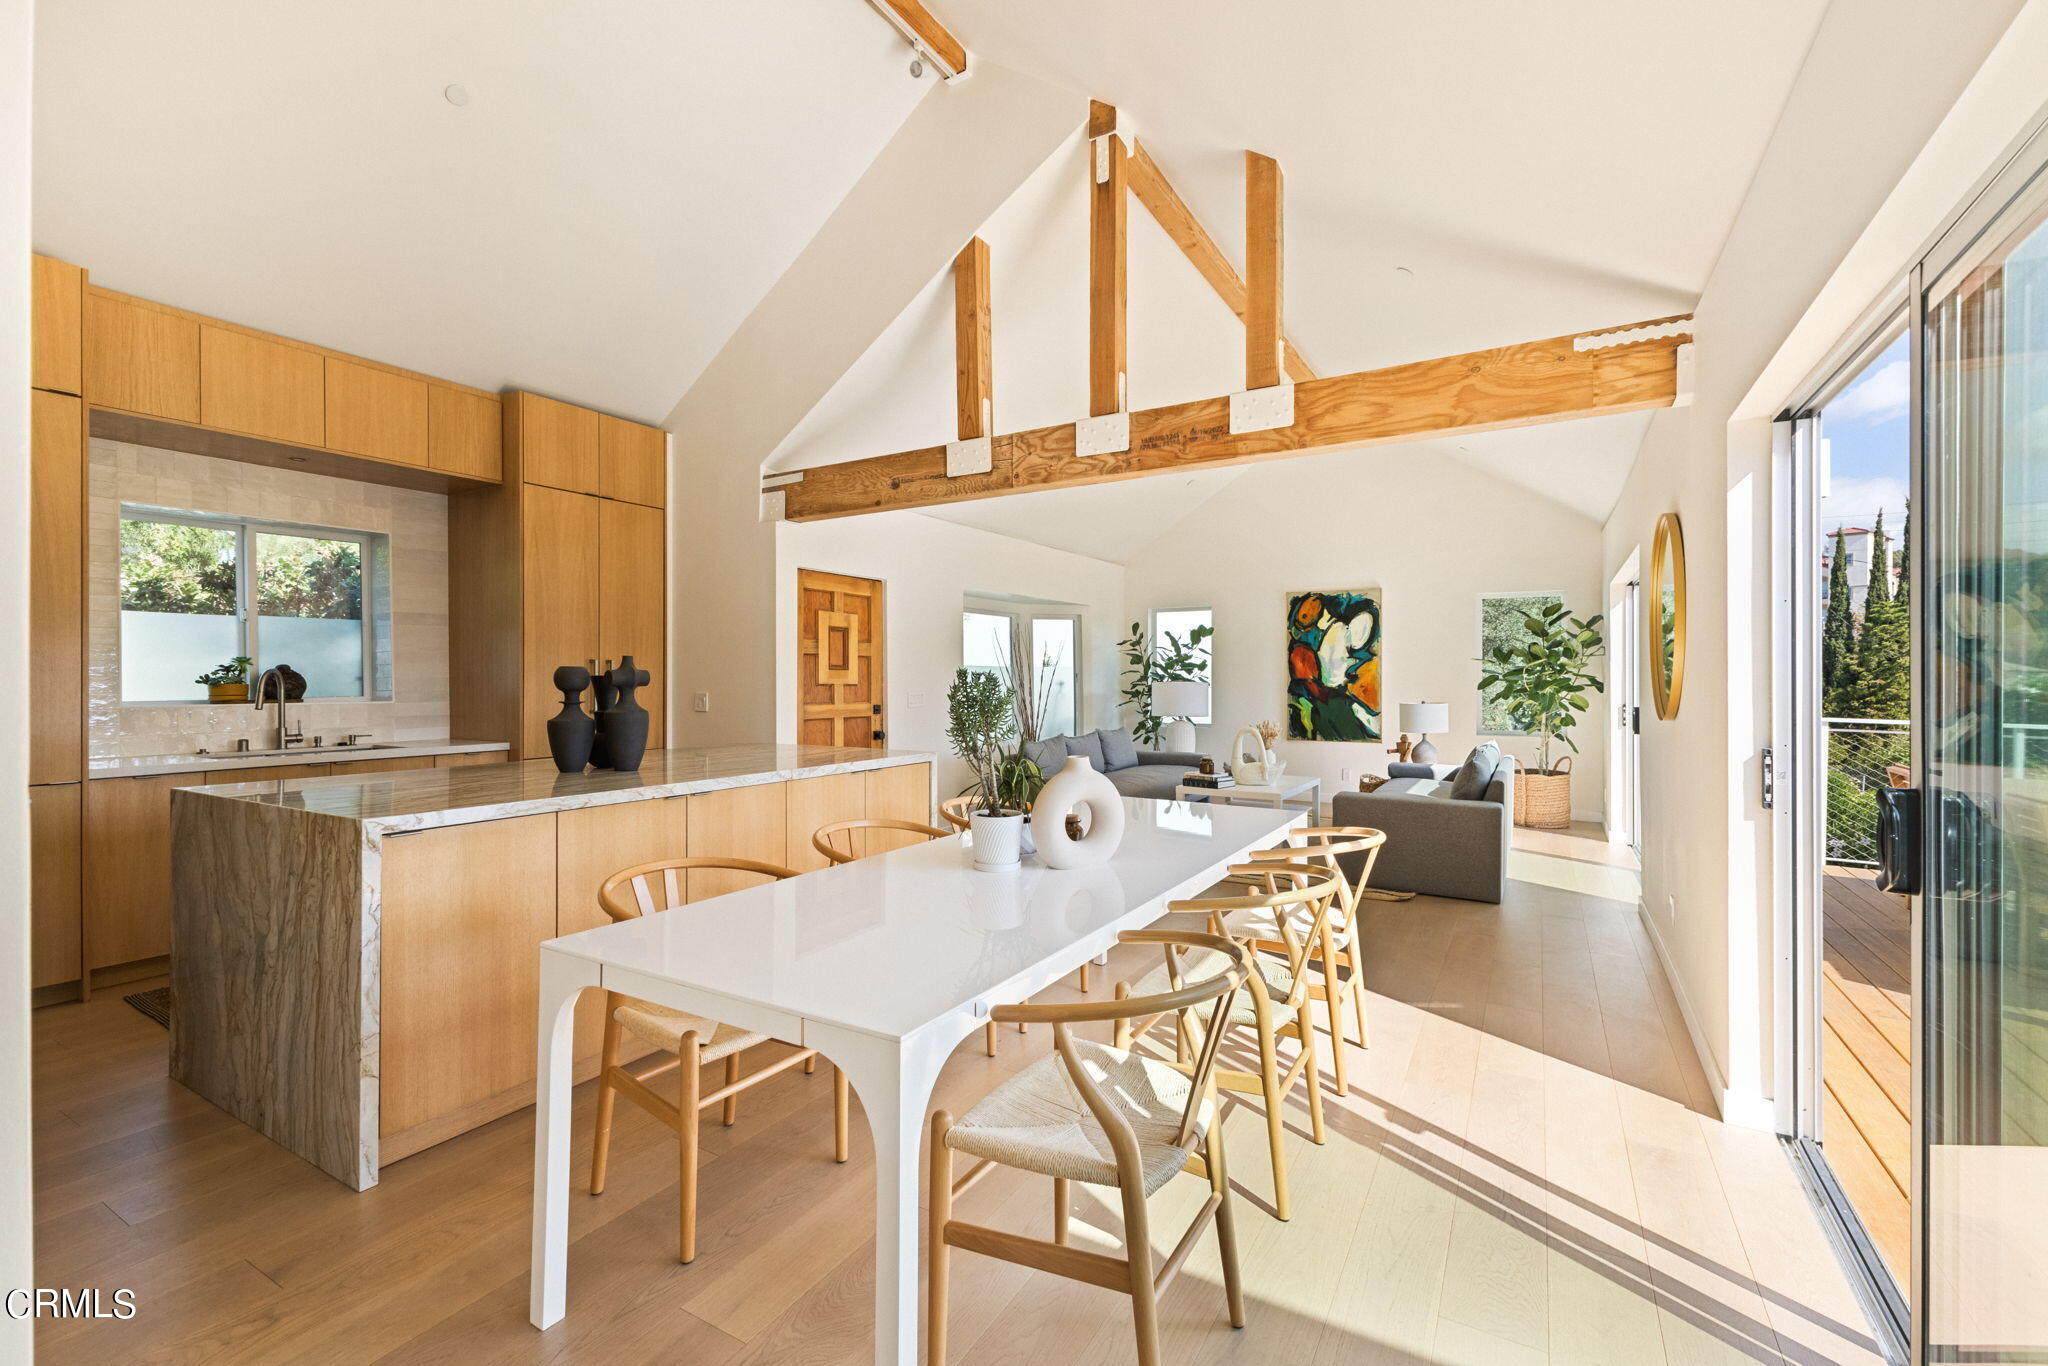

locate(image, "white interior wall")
(1124, 446), (1608, 817)
(1601, 0), (2034, 1126)
(775, 513), (1124, 795)
(2, 0), (35, 1348)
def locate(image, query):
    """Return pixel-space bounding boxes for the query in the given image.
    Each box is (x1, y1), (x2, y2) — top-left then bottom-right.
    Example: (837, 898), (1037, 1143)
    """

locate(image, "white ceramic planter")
(1031, 756), (1126, 870)
(968, 810), (1026, 869)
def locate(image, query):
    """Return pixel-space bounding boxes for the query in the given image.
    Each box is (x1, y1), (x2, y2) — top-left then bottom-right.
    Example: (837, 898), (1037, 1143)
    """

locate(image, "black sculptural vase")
(545, 665), (595, 773)
(603, 655), (652, 772)
(587, 660), (618, 769)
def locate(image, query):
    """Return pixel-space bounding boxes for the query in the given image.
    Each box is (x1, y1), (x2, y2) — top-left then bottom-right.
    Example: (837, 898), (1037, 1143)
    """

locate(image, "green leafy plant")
(1475, 605), (1605, 774)
(1118, 620), (1213, 747)
(195, 656), (253, 688)
(947, 669), (1020, 816)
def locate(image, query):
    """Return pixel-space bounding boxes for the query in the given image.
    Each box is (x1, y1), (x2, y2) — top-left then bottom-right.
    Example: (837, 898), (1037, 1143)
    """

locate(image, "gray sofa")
(1022, 729), (1204, 800)
(1329, 748), (1516, 903)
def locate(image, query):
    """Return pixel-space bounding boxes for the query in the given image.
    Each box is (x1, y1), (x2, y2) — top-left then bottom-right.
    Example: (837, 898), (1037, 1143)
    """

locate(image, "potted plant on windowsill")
(197, 656), (255, 705)
(1476, 605), (1604, 829)
(948, 668), (1028, 868)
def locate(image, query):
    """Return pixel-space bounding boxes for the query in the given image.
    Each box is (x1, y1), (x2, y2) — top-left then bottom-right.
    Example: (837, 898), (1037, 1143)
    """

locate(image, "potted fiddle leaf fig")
(1475, 605), (1604, 829)
(197, 656), (254, 704)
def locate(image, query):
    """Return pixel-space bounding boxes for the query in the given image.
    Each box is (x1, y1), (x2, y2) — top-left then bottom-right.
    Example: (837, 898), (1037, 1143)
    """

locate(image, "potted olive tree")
(948, 669), (1027, 867)
(1476, 605), (1604, 829)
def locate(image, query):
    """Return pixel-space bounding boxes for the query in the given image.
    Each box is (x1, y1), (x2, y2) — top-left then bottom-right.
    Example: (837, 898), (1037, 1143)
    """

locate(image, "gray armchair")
(1329, 758), (1514, 903)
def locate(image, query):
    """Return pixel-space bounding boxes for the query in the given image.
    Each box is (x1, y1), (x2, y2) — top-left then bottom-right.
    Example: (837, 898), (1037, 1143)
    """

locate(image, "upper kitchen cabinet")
(427, 385), (502, 481)
(510, 391), (600, 495)
(32, 254), (84, 395)
(325, 356), (427, 465)
(30, 391), (84, 786)
(86, 289), (200, 422)
(598, 413), (666, 507)
(200, 324), (325, 446)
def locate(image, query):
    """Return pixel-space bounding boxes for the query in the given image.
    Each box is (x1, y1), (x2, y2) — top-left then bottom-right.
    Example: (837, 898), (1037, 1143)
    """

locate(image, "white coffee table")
(1175, 774), (1322, 815)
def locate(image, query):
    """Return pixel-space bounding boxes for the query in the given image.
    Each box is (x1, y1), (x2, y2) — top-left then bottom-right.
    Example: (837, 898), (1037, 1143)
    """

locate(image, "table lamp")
(1150, 680), (1210, 752)
(1398, 701), (1450, 764)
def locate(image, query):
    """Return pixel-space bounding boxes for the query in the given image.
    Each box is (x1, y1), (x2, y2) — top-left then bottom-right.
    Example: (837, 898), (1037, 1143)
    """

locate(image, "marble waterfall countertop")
(175, 744), (936, 833)
(90, 738), (510, 779)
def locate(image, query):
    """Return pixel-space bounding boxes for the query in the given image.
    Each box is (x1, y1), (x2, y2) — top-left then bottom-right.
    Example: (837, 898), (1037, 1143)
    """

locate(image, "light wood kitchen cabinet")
(555, 798), (688, 1060)
(86, 289), (201, 422)
(435, 750), (508, 767)
(85, 762), (330, 972)
(598, 497), (666, 746)
(427, 385), (501, 481)
(378, 814), (557, 1150)
(511, 391), (600, 495)
(32, 254), (83, 396)
(865, 761), (934, 853)
(598, 412), (665, 506)
(521, 486), (601, 757)
(200, 324), (325, 446)
(324, 356), (427, 465)
(786, 772), (866, 872)
(687, 784), (788, 898)
(338, 755), (438, 774)
(30, 392), (84, 786)
(30, 784), (82, 991)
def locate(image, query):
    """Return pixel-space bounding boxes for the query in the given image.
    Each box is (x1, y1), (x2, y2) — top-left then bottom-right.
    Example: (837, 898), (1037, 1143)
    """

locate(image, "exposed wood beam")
(864, 0), (967, 79)
(1089, 100), (1128, 417)
(1244, 151), (1284, 390)
(769, 317), (1692, 521)
(1127, 140), (1316, 383)
(953, 237), (992, 440)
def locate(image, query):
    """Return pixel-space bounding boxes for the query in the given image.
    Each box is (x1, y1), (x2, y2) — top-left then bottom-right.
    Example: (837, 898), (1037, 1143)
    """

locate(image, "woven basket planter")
(1514, 755), (1573, 829)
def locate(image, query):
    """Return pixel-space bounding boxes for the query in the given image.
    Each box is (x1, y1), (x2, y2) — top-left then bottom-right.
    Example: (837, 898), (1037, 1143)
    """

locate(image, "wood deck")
(1820, 866), (1911, 1285)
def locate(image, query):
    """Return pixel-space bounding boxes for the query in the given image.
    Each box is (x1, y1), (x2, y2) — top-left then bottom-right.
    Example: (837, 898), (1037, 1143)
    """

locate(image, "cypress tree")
(1844, 515), (1911, 719)
(1895, 505), (1911, 612)
(1863, 510), (1892, 614)
(1822, 528), (1857, 715)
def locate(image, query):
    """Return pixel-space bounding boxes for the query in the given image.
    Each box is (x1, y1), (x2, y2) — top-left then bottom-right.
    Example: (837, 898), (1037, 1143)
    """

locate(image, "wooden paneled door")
(796, 570), (885, 749)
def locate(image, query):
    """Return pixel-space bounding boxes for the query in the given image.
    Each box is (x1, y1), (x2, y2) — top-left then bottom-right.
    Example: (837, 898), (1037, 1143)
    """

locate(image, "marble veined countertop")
(175, 744), (935, 833)
(91, 738), (510, 779)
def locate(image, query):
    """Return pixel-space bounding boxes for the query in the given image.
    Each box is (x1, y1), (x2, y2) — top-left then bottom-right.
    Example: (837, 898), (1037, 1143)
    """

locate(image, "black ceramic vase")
(545, 666), (596, 773)
(587, 659), (617, 769)
(602, 655), (652, 772)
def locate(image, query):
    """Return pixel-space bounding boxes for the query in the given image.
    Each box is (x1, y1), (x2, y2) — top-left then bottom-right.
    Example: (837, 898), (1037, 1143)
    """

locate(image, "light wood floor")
(1819, 867), (1912, 1287)
(32, 825), (1886, 1364)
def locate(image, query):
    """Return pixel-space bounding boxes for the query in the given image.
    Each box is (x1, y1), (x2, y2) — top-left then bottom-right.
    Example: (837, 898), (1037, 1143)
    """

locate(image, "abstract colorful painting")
(1286, 591), (1382, 741)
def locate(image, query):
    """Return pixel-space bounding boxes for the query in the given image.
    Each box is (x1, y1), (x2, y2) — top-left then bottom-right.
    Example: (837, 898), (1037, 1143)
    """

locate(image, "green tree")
(119, 520), (238, 614)
(1894, 506), (1910, 612)
(1821, 528), (1856, 714)
(1843, 513), (1910, 719)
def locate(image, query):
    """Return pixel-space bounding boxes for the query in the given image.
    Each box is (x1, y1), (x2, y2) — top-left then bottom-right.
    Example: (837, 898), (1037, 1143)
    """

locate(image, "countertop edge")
(91, 739), (512, 780)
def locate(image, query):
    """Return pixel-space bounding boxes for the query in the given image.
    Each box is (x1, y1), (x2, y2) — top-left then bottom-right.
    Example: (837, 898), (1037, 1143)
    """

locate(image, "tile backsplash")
(89, 440), (452, 759)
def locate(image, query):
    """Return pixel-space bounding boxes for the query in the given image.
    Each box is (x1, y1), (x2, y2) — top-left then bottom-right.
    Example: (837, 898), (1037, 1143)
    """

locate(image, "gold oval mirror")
(1650, 512), (1687, 719)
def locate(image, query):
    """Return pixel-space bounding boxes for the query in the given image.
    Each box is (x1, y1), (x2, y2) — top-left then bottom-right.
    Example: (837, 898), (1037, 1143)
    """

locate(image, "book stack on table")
(1181, 770), (1235, 789)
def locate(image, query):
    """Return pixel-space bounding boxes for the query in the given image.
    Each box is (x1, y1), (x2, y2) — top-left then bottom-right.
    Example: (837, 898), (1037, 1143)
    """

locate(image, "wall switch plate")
(1341, 768), (1353, 783)
(908, 691), (929, 708)
(693, 692), (710, 713)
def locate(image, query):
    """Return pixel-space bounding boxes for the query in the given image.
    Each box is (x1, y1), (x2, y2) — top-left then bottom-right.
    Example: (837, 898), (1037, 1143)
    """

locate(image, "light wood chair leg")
(679, 1033), (702, 1263)
(984, 1021), (998, 1057)
(1255, 1021), (1291, 1221)
(804, 1051), (817, 1075)
(1120, 1179), (1161, 1366)
(1113, 982), (1132, 1049)
(1320, 923), (1348, 1093)
(1053, 1178), (1070, 1246)
(1078, 960), (1091, 994)
(1297, 1018), (1327, 1145)
(1351, 967), (1371, 1049)
(833, 1066), (850, 1163)
(589, 994), (622, 1195)
(722, 1054), (741, 1126)
(928, 1111), (953, 1366)
(1208, 1117), (1245, 1328)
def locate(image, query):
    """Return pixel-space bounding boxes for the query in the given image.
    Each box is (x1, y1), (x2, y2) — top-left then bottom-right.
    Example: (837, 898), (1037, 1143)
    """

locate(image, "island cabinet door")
(686, 784), (787, 898)
(379, 813), (557, 1154)
(863, 762), (934, 855)
(555, 797), (688, 1062)
(785, 772), (865, 872)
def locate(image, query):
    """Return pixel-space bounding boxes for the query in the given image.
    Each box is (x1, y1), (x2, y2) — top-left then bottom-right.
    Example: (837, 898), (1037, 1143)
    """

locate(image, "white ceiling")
(32, 0), (932, 421)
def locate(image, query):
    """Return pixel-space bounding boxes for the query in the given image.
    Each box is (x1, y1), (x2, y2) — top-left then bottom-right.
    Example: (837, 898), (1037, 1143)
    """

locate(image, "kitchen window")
(119, 507), (388, 704)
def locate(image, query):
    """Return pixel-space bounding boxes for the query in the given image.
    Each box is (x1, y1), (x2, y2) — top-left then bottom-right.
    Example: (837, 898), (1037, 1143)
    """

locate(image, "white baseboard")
(1636, 902), (1775, 1129)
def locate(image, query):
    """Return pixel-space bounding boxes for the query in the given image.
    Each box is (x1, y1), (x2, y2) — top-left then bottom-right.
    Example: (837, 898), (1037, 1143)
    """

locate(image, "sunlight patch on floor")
(1507, 846), (1642, 900)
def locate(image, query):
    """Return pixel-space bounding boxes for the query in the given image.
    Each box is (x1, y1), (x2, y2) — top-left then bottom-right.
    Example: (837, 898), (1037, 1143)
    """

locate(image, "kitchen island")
(168, 744), (934, 1188)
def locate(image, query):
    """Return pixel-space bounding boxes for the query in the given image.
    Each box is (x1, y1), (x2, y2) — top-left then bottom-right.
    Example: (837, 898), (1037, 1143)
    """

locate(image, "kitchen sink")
(196, 743), (410, 759)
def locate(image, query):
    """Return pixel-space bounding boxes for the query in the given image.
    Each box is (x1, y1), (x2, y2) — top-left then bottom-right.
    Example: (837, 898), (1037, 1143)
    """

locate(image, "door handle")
(1876, 786), (1922, 896)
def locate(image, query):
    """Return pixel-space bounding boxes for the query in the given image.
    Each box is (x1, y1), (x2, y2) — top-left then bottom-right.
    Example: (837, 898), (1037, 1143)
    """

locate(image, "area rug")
(124, 987), (171, 1028)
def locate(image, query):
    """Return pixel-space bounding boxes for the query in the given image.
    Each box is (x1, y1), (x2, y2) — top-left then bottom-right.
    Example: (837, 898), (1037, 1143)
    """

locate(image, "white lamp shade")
(1151, 680), (1210, 718)
(1399, 701), (1449, 733)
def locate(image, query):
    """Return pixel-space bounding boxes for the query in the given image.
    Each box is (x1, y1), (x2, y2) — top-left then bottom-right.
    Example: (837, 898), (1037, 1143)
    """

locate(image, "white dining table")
(528, 796), (1305, 1364)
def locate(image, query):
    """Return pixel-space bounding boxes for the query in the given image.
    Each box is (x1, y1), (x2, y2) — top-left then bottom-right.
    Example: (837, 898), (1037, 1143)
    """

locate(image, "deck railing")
(1825, 716), (1909, 868)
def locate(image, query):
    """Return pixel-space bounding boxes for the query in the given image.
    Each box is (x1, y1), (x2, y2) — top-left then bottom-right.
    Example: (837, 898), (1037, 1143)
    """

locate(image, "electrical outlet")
(1340, 767), (1353, 783)
(693, 692), (711, 713)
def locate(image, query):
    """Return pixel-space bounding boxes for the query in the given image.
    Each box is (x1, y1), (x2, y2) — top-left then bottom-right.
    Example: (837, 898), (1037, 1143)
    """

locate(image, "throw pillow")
(1064, 730), (1107, 770)
(1023, 736), (1067, 780)
(1449, 742), (1501, 800)
(1096, 727), (1141, 771)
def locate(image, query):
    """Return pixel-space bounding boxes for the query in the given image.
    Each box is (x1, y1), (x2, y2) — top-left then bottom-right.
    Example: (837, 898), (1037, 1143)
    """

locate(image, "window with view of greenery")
(1478, 592), (1564, 734)
(119, 510), (378, 703)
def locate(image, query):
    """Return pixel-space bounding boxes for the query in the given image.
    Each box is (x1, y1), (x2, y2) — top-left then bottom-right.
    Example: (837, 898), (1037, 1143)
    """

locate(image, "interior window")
(1478, 592), (1563, 734)
(1150, 608), (1213, 723)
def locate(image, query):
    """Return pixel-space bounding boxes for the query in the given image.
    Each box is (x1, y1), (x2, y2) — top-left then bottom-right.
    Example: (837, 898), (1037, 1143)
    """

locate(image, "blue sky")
(1819, 330), (1910, 539)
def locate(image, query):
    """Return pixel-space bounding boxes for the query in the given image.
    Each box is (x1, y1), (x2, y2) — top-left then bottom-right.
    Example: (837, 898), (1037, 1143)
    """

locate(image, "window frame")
(961, 598), (1089, 736)
(1147, 605), (1213, 725)
(118, 504), (380, 706)
(1476, 590), (1566, 737)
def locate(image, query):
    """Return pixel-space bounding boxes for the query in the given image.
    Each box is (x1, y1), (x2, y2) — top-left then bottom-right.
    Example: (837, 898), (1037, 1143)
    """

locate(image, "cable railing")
(1825, 716), (1909, 868)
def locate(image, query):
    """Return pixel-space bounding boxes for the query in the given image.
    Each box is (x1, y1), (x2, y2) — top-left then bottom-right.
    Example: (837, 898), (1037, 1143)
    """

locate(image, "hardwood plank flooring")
(1819, 867), (1911, 1286)
(30, 828), (1884, 1364)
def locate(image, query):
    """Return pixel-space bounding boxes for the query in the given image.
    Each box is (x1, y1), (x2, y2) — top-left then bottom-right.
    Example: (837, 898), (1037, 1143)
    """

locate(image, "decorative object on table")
(196, 655), (253, 704)
(258, 663), (307, 702)
(1386, 734), (1414, 763)
(1650, 511), (1687, 719)
(1198, 755), (1216, 775)
(948, 668), (1026, 869)
(1116, 618), (1212, 747)
(1182, 768), (1235, 789)
(1228, 721), (1284, 785)
(1475, 600), (1605, 829)
(1285, 590), (1382, 741)
(1397, 702), (1449, 764)
(601, 655), (652, 771)
(545, 666), (596, 773)
(1032, 755), (1126, 869)
(586, 657), (616, 768)
(1148, 679), (1210, 752)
